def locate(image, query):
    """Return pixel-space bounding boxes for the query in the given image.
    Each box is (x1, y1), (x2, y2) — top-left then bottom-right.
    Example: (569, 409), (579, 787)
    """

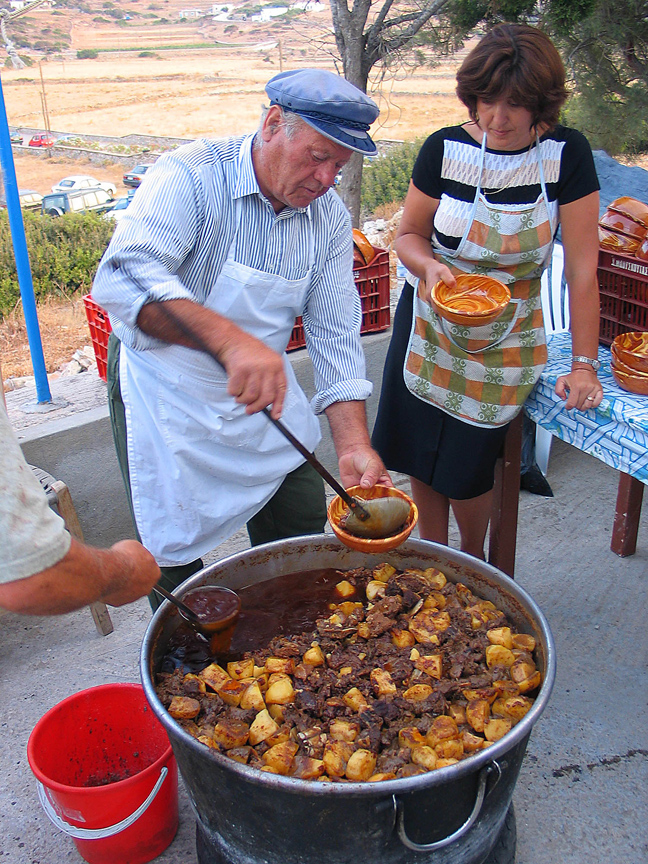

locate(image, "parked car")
(123, 163), (154, 188)
(10, 131), (23, 145)
(0, 189), (43, 211)
(52, 174), (117, 197)
(103, 195), (131, 223)
(41, 187), (115, 217)
(28, 132), (55, 148)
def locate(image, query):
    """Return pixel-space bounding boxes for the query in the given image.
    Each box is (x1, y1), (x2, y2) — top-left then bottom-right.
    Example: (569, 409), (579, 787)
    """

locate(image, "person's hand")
(555, 368), (603, 411)
(219, 331), (288, 419)
(418, 260), (457, 303)
(337, 445), (393, 490)
(99, 540), (161, 607)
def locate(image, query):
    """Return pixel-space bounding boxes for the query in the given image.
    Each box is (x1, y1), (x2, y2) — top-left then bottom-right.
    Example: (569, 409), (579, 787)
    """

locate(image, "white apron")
(120, 199), (321, 566)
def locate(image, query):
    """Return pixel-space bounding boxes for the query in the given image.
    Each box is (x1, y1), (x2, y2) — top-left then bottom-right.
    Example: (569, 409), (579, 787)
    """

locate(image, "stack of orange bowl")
(611, 331), (648, 395)
(430, 274), (511, 327)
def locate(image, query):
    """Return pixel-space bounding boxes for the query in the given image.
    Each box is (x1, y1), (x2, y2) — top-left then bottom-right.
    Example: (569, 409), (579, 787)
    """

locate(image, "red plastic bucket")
(27, 683), (178, 864)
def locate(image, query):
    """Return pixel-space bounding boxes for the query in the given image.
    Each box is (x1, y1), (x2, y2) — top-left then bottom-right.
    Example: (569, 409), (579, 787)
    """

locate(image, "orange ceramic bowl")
(612, 365), (648, 396)
(611, 332), (648, 375)
(327, 485), (418, 553)
(430, 274), (511, 327)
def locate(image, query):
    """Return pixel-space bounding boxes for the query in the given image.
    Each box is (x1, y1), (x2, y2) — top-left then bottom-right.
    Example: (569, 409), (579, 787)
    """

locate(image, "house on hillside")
(178, 8), (206, 18)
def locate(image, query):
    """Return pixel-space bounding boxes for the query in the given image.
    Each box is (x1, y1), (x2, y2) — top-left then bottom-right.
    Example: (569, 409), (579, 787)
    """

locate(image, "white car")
(51, 174), (117, 197)
(103, 195), (131, 223)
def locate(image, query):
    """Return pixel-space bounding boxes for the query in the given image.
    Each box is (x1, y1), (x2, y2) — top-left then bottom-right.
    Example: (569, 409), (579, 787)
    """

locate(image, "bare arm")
(394, 182), (456, 300)
(324, 400), (391, 489)
(137, 298), (289, 419)
(0, 538), (161, 616)
(554, 192), (604, 411)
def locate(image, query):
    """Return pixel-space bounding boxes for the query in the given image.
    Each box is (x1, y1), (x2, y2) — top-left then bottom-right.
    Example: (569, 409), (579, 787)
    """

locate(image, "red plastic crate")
(82, 294), (112, 382)
(597, 249), (648, 345)
(287, 247), (391, 351)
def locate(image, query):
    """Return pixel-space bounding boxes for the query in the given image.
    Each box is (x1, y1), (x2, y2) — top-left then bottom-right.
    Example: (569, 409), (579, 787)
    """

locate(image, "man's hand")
(219, 332), (288, 419)
(99, 540), (162, 607)
(338, 444), (392, 489)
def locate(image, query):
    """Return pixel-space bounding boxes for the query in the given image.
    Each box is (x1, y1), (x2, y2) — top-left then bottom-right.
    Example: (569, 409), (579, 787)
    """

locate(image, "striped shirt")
(92, 134), (371, 413)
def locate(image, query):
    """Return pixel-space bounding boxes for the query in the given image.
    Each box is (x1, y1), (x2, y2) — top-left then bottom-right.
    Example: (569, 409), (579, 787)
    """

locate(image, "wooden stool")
(30, 466), (114, 636)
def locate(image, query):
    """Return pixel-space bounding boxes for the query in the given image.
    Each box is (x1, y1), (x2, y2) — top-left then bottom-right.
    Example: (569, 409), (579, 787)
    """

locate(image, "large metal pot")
(141, 537), (555, 864)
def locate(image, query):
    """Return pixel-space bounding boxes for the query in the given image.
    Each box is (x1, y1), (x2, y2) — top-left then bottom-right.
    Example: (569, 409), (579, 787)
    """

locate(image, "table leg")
(489, 413), (523, 579)
(611, 472), (644, 557)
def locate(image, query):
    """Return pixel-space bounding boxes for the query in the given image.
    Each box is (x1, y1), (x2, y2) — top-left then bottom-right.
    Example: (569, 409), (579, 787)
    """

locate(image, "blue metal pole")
(0, 73), (51, 402)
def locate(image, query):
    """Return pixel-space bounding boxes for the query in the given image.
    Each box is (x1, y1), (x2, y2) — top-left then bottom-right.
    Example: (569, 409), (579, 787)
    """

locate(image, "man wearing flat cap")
(93, 68), (390, 605)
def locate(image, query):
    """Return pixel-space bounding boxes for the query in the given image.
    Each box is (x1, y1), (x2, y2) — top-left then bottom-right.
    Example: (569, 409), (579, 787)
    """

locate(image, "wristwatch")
(572, 355), (601, 372)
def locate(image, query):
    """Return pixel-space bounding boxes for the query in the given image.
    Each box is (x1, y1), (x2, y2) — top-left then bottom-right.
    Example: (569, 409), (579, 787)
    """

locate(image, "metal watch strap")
(572, 355), (601, 372)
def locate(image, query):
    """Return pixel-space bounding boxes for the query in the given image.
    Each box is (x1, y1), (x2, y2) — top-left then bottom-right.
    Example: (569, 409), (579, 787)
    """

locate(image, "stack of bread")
(599, 196), (648, 259)
(611, 331), (648, 395)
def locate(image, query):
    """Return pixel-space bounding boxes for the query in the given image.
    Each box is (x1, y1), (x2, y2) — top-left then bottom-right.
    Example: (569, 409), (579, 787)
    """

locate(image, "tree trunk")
(338, 151), (364, 227)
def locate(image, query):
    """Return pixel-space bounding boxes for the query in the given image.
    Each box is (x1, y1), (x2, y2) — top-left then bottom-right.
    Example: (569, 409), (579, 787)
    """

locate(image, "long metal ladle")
(153, 303), (392, 525)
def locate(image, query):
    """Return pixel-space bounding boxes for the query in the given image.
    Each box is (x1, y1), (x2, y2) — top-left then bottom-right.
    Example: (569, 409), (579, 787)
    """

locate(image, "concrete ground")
(2, 328), (647, 864)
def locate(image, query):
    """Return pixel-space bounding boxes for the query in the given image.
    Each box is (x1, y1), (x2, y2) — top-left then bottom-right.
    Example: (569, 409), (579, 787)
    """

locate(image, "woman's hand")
(555, 367), (603, 411)
(418, 260), (457, 303)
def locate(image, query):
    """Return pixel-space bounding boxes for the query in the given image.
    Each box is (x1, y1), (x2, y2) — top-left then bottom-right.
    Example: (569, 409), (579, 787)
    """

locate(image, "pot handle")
(394, 761), (501, 853)
(36, 766), (168, 840)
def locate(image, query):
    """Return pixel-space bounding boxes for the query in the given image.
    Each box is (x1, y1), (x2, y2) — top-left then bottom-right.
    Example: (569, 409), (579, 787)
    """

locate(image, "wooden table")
(489, 332), (647, 577)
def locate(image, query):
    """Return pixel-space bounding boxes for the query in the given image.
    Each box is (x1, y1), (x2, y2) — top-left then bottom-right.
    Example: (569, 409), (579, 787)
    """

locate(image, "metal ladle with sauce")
(155, 302), (411, 539)
(154, 584), (241, 655)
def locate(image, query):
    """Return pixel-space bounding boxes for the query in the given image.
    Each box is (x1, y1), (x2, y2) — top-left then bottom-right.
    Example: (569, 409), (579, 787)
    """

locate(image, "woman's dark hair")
(456, 24), (568, 131)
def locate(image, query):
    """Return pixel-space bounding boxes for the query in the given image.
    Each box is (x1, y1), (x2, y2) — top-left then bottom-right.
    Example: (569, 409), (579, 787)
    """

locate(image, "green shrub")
(76, 48), (99, 59)
(360, 139), (424, 218)
(0, 211), (114, 319)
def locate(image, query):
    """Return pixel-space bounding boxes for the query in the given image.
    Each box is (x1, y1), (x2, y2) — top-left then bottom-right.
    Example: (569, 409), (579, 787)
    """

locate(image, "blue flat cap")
(265, 69), (379, 155)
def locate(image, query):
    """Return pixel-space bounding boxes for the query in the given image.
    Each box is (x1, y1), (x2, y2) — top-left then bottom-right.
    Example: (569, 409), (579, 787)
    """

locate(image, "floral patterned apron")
(404, 133), (557, 427)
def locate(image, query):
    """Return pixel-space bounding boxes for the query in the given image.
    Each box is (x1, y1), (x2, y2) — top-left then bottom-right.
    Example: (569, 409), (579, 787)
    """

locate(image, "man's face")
(254, 107), (353, 212)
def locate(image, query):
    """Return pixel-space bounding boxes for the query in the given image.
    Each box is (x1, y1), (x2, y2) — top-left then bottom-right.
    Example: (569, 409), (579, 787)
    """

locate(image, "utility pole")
(278, 38), (283, 72)
(38, 60), (51, 138)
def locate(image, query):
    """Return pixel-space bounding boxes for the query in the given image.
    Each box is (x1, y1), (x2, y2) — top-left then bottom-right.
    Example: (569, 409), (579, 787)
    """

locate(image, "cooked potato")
(368, 772), (397, 782)
(510, 658), (537, 683)
(403, 684), (434, 702)
(329, 719), (360, 742)
(398, 726), (427, 749)
(423, 591), (446, 610)
(411, 745), (438, 770)
(323, 740), (355, 777)
(372, 563), (396, 583)
(338, 601), (363, 615)
(426, 716), (459, 747)
(199, 663), (231, 692)
(515, 671), (542, 694)
(466, 699), (491, 733)
(447, 703), (467, 725)
(248, 709), (280, 745)
(366, 580), (387, 601)
(218, 679), (250, 707)
(335, 580), (356, 599)
(291, 755), (325, 780)
(484, 718), (512, 741)
(227, 659), (255, 680)
(485, 644), (516, 668)
(370, 668), (397, 696)
(265, 657), (295, 675)
(512, 633), (536, 652)
(265, 677), (295, 705)
(492, 679), (520, 698)
(415, 654), (443, 680)
(356, 622), (371, 639)
(212, 718), (250, 749)
(487, 627), (513, 649)
(345, 749), (376, 781)
(391, 629), (416, 648)
(461, 730), (486, 753)
(343, 687), (369, 712)
(423, 567), (447, 589)
(463, 687), (497, 704)
(501, 695), (534, 723)
(263, 741), (299, 775)
(408, 615), (440, 645)
(435, 739), (464, 760)
(267, 704), (285, 722)
(303, 644), (325, 666)
(265, 724), (292, 747)
(436, 758), (459, 768)
(226, 746), (252, 764)
(240, 681), (266, 712)
(168, 696), (201, 720)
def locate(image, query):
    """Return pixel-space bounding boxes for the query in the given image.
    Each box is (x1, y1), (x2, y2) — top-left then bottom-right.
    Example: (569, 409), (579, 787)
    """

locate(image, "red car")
(28, 132), (55, 148)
